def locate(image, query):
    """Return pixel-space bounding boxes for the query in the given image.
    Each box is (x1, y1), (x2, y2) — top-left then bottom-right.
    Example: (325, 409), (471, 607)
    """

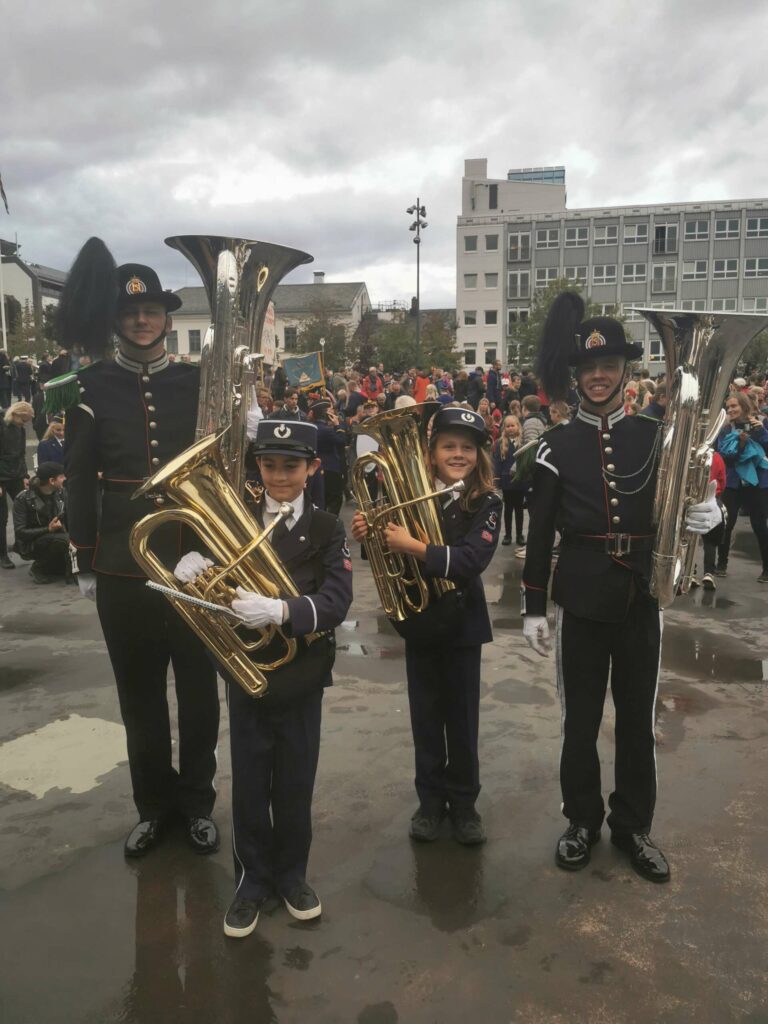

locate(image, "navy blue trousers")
(404, 644), (482, 814)
(228, 682), (323, 900)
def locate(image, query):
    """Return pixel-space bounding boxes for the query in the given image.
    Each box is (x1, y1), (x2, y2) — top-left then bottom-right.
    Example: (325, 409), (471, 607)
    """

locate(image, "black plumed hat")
(56, 237), (118, 359)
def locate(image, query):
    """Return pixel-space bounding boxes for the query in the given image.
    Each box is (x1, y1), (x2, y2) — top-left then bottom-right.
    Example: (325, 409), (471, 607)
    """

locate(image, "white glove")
(246, 390), (264, 439)
(77, 575), (97, 602)
(685, 480), (723, 535)
(230, 588), (285, 629)
(523, 615), (551, 657)
(174, 551), (214, 582)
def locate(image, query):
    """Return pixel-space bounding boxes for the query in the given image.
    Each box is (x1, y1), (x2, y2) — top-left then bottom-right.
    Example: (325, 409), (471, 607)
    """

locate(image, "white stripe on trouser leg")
(225, 683), (247, 895)
(554, 604), (566, 814)
(652, 610), (664, 799)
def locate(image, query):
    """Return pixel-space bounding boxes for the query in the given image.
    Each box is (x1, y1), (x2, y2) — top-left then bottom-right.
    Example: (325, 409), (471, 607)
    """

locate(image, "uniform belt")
(101, 479), (146, 494)
(561, 533), (656, 556)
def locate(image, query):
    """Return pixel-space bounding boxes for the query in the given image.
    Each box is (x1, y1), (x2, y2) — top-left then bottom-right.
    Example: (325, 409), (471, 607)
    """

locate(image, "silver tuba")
(635, 308), (768, 607)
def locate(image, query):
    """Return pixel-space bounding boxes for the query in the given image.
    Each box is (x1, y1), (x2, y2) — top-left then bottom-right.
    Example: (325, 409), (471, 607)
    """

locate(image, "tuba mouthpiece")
(278, 502), (294, 517)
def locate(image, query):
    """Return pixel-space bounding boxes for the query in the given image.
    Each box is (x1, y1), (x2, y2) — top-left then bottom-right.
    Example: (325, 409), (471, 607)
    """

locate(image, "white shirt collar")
(263, 490), (305, 528)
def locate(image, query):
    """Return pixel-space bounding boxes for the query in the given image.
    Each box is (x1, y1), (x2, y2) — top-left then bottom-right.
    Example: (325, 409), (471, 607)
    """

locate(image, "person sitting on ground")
(12, 462), (70, 583)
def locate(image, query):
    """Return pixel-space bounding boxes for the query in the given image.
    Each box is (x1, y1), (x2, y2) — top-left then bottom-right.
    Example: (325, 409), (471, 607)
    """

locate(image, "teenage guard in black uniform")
(175, 419), (353, 938)
(521, 292), (721, 883)
(351, 407), (502, 845)
(51, 239), (220, 859)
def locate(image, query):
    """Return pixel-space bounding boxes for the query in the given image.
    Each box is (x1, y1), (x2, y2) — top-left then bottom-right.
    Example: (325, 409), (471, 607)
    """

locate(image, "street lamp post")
(406, 199), (427, 367)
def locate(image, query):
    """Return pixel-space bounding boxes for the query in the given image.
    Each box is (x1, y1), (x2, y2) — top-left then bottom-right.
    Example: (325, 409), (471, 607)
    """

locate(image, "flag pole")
(0, 249), (7, 351)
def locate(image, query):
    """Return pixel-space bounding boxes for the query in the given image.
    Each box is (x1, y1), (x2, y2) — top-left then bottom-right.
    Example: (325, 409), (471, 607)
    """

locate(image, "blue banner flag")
(282, 351), (325, 390)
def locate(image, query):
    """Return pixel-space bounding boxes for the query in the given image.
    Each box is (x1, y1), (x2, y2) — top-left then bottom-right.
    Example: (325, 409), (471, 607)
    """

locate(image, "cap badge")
(585, 330), (607, 350)
(274, 424), (292, 439)
(461, 411), (476, 423)
(126, 276), (147, 296)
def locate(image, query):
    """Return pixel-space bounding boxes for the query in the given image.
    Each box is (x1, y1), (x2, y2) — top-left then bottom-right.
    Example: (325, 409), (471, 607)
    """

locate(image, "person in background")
(37, 416), (66, 464)
(643, 384), (667, 420)
(493, 414), (527, 546)
(268, 387), (307, 422)
(520, 395), (546, 445)
(308, 394), (348, 515)
(361, 366), (384, 401)
(13, 355), (34, 402)
(12, 461), (70, 583)
(466, 366), (485, 410)
(0, 350), (13, 409)
(486, 359), (502, 409)
(701, 450), (727, 590)
(413, 370), (430, 404)
(453, 370), (470, 404)
(0, 400), (34, 570)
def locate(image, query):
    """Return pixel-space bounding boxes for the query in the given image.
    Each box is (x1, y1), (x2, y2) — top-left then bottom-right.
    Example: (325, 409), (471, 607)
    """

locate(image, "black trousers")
(502, 489), (525, 538)
(228, 682), (322, 900)
(30, 531), (71, 575)
(0, 478), (26, 556)
(718, 486), (768, 572)
(96, 574), (219, 821)
(324, 470), (344, 516)
(405, 643), (481, 814)
(555, 596), (661, 835)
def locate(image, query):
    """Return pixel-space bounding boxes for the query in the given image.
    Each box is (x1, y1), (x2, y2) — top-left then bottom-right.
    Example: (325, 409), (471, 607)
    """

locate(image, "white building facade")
(457, 159), (768, 369)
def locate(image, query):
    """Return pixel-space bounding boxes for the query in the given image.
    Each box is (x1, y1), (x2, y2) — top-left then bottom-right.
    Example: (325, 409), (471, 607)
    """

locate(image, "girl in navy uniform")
(175, 419), (353, 938)
(351, 407), (501, 845)
(492, 413), (527, 546)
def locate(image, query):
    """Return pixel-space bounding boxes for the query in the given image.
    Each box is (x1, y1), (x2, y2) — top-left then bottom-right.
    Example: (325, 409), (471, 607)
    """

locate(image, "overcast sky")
(2, 0), (767, 308)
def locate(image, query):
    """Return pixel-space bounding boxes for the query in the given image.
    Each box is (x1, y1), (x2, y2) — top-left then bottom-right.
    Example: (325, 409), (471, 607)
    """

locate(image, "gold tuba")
(635, 308), (768, 607)
(350, 402), (457, 623)
(129, 236), (315, 697)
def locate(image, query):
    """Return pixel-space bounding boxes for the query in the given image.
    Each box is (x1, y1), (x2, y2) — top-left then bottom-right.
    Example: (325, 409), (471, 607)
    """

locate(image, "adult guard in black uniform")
(52, 239), (220, 858)
(521, 292), (721, 883)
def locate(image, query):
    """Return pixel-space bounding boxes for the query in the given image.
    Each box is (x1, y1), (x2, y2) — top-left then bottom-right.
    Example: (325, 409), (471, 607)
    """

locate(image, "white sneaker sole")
(223, 911), (259, 938)
(283, 897), (322, 921)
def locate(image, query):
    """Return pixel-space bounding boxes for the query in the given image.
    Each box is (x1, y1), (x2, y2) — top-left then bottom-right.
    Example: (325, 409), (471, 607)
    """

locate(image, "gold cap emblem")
(585, 330), (607, 349)
(126, 276), (147, 296)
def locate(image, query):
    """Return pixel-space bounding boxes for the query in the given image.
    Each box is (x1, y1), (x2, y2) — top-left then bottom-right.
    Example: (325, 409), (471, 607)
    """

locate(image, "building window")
(463, 347), (476, 365)
(488, 184), (498, 210)
(283, 326), (297, 351)
(485, 347), (497, 363)
(715, 218), (739, 239)
(536, 227), (560, 249)
(745, 258), (768, 278)
(464, 310), (477, 326)
(746, 217), (768, 238)
(624, 223), (649, 244)
(623, 306), (643, 321)
(598, 304), (617, 315)
(464, 235), (478, 252)
(648, 339), (664, 362)
(744, 297), (768, 312)
(713, 258), (738, 279)
(464, 273), (478, 289)
(507, 308), (530, 334)
(565, 266), (587, 285)
(188, 329), (201, 354)
(682, 260), (707, 280)
(484, 310), (498, 325)
(712, 298), (737, 310)
(593, 264), (617, 285)
(484, 273), (499, 288)
(166, 329), (178, 355)
(622, 262), (647, 283)
(508, 232), (531, 261)
(594, 225), (618, 246)
(485, 234), (499, 251)
(652, 263), (677, 292)
(508, 271), (530, 299)
(681, 299), (707, 310)
(653, 223), (678, 255)
(535, 267), (558, 287)
(684, 220), (709, 241)
(565, 226), (589, 247)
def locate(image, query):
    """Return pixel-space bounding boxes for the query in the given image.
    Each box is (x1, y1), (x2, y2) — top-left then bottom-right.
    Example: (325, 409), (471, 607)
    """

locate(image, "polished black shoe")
(450, 810), (486, 845)
(187, 816), (220, 854)
(224, 896), (267, 938)
(501, 536), (512, 546)
(555, 823), (601, 871)
(283, 883), (322, 921)
(0, 555), (15, 569)
(611, 832), (670, 883)
(124, 819), (164, 858)
(409, 806), (444, 842)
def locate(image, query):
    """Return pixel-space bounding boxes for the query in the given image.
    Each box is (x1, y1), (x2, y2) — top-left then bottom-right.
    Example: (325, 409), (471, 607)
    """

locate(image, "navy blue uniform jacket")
(523, 407), (661, 623)
(422, 491), (502, 647)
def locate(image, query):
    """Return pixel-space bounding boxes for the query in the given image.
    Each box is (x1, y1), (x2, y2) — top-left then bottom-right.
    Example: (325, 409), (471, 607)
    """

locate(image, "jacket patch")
(482, 530), (494, 543)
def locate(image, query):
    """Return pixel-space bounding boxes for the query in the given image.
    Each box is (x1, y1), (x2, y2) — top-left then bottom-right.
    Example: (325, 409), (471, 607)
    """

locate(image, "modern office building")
(456, 159), (768, 368)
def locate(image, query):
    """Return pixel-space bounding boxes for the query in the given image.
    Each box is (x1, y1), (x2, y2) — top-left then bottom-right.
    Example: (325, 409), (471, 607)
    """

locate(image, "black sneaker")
(224, 896), (267, 938)
(714, 567), (727, 577)
(0, 555), (15, 569)
(450, 810), (486, 845)
(501, 536), (512, 546)
(282, 883), (322, 921)
(409, 806), (444, 842)
(516, 534), (526, 545)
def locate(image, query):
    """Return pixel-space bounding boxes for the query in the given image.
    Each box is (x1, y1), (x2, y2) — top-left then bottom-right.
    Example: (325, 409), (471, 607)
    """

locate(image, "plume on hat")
(535, 291), (584, 402)
(56, 237), (118, 358)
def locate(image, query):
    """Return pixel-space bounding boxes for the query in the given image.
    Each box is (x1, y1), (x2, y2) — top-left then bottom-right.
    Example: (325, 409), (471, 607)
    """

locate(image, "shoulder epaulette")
(43, 372), (81, 415)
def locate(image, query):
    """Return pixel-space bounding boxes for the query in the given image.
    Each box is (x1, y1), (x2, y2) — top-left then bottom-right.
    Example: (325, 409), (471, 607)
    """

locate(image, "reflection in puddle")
(337, 642), (400, 659)
(662, 625), (766, 683)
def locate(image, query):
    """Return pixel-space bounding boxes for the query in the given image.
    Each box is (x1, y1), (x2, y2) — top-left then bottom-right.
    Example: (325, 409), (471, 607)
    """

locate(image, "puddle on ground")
(336, 643), (400, 659)
(662, 625), (766, 683)
(0, 666), (37, 692)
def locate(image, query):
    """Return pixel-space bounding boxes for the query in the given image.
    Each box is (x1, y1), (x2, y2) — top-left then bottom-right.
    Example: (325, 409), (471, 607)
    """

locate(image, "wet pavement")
(1, 510), (768, 1023)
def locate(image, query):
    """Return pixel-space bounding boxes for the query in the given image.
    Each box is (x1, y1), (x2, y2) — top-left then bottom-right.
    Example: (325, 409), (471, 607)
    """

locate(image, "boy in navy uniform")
(53, 239), (220, 859)
(521, 293), (721, 883)
(175, 419), (353, 937)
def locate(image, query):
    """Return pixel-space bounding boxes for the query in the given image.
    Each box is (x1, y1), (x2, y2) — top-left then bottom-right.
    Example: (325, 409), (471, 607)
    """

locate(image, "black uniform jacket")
(422, 490), (502, 647)
(64, 352), (199, 576)
(523, 407), (662, 623)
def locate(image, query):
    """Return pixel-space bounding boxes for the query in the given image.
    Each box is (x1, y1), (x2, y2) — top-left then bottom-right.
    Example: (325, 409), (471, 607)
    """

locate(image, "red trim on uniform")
(522, 580), (546, 591)
(70, 541), (96, 550)
(102, 477), (145, 484)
